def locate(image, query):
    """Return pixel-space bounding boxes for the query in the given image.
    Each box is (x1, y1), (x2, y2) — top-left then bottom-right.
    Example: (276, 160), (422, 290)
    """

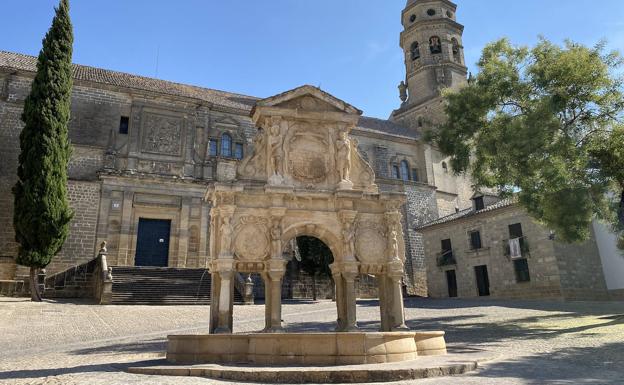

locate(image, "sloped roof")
(0, 50), (258, 111)
(357, 116), (420, 140)
(416, 198), (516, 230)
(0, 50), (417, 139)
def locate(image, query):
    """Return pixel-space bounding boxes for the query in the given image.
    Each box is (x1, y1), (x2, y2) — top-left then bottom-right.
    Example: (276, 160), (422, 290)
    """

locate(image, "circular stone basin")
(167, 331), (446, 366)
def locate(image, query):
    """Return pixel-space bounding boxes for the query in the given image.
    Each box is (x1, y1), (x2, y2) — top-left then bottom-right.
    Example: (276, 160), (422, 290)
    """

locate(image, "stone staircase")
(110, 266), (242, 305)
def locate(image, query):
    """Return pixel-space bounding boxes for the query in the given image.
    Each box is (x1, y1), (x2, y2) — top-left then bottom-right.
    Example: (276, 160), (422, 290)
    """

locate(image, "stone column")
(177, 197), (191, 267)
(117, 190), (134, 266)
(378, 274), (390, 332)
(262, 272), (273, 331)
(267, 270), (284, 332)
(214, 270), (234, 334)
(332, 269), (346, 331)
(388, 273), (408, 331)
(343, 271), (358, 331)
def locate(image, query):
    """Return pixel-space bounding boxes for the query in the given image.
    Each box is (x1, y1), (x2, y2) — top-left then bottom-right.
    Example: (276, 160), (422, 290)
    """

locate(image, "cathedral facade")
(0, 0), (473, 296)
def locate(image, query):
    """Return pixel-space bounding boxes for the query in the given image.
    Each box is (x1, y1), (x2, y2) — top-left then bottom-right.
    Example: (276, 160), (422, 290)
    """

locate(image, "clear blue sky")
(2, 1), (623, 119)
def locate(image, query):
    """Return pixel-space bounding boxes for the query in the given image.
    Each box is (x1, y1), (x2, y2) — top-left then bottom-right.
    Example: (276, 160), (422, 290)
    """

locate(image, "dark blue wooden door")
(135, 218), (171, 267)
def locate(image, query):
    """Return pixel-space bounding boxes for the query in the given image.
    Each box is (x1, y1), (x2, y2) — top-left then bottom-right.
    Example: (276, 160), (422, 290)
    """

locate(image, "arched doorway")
(283, 236), (334, 301)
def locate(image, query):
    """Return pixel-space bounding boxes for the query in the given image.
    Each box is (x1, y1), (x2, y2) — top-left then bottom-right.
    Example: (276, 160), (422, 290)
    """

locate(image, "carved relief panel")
(141, 112), (184, 156)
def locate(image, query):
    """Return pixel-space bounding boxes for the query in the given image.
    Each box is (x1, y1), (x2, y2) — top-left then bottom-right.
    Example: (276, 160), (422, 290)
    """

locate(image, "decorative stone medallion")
(233, 217), (270, 261)
(355, 222), (386, 263)
(287, 133), (328, 183)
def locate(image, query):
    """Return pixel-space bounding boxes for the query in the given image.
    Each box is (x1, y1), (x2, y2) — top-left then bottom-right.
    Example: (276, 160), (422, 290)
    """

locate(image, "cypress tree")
(13, 0), (74, 301)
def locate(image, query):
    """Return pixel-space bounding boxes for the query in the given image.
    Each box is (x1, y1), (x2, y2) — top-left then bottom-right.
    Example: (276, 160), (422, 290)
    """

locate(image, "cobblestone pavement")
(0, 297), (623, 384)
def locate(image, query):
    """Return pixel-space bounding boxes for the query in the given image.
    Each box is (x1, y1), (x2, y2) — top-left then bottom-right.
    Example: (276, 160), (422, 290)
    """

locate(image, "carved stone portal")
(207, 85), (407, 334)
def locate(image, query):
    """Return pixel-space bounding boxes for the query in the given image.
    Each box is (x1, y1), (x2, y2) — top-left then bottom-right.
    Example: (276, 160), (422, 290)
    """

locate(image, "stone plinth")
(166, 331), (446, 366)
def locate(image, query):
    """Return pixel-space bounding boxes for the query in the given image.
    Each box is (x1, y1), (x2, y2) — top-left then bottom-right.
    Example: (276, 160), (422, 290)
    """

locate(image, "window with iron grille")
(209, 139), (218, 156)
(221, 134), (232, 157)
(234, 143), (244, 159)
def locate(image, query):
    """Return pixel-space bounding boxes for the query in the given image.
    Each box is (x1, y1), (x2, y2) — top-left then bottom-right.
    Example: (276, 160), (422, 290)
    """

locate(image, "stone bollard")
(244, 274), (255, 305)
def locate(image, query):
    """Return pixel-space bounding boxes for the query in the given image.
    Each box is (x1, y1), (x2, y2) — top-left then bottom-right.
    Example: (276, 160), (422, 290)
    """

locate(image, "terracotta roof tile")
(1, 50), (417, 138)
(416, 198), (516, 230)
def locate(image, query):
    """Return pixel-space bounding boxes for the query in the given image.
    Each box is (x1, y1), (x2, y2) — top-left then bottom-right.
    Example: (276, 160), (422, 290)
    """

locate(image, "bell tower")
(391, 0), (468, 129)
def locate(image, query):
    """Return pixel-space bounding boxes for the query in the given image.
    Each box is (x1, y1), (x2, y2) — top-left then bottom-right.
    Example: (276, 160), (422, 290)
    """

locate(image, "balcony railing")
(436, 250), (457, 267)
(503, 236), (530, 259)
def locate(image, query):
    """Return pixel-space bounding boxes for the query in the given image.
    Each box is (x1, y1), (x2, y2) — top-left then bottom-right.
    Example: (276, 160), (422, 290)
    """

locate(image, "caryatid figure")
(342, 221), (355, 257)
(268, 119), (283, 177)
(270, 218), (282, 256)
(336, 131), (351, 182)
(388, 229), (400, 262)
(220, 216), (233, 256)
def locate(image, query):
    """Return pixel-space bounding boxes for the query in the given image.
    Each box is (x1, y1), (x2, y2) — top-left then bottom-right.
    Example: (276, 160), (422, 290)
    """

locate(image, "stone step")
(109, 266), (242, 305)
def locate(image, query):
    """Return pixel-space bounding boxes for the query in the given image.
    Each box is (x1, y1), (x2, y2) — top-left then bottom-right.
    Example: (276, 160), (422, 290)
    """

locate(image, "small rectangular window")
(119, 116), (129, 135)
(508, 222), (526, 251)
(392, 165), (400, 179)
(469, 231), (482, 250)
(209, 139), (218, 156)
(513, 258), (531, 282)
(234, 143), (244, 159)
(441, 238), (452, 253)
(508, 223), (523, 238)
(411, 168), (419, 182)
(474, 196), (485, 210)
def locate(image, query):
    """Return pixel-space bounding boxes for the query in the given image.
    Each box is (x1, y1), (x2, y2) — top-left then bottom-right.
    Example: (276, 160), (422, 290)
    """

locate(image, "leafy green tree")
(13, 0), (74, 301)
(428, 38), (624, 245)
(296, 236), (334, 300)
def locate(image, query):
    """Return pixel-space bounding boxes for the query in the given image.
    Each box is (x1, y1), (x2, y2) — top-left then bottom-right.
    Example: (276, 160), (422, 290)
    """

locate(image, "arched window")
(400, 160), (410, 181)
(451, 38), (461, 62)
(410, 42), (420, 61)
(429, 36), (442, 54)
(442, 161), (449, 173)
(221, 133), (232, 157)
(417, 116), (424, 128)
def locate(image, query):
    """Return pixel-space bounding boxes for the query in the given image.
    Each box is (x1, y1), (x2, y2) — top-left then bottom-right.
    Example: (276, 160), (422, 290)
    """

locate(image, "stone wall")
(554, 226), (610, 301)
(43, 181), (101, 276)
(422, 205), (565, 300)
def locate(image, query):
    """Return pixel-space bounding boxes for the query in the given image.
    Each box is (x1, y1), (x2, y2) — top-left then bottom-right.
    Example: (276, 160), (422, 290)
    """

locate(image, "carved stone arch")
(280, 222), (343, 262)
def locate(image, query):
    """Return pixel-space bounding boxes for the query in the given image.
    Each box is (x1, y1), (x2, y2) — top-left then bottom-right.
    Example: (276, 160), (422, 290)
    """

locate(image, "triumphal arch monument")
(206, 85), (408, 334)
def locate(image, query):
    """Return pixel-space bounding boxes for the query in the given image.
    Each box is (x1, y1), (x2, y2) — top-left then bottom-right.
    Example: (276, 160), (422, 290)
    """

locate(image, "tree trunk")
(618, 189), (624, 227)
(312, 273), (317, 301)
(30, 267), (42, 302)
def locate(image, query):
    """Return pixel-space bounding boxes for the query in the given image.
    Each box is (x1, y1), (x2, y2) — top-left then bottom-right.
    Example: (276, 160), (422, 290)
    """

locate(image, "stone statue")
(388, 230), (400, 262)
(270, 218), (282, 255)
(336, 131), (351, 183)
(398, 81), (408, 102)
(269, 121), (283, 177)
(220, 216), (233, 255)
(342, 222), (355, 256)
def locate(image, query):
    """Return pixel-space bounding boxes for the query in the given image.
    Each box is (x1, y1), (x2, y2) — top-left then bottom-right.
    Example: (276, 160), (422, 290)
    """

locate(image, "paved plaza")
(0, 297), (622, 384)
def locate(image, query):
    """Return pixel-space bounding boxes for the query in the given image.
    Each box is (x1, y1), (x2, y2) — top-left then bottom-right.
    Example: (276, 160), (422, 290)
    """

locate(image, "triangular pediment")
(253, 85), (362, 116)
